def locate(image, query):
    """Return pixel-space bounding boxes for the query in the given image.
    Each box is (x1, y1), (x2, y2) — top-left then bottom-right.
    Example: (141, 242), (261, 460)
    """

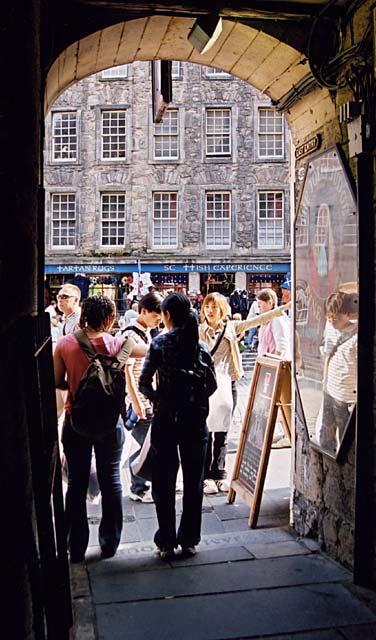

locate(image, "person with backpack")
(53, 295), (147, 563)
(139, 292), (216, 560)
(122, 291), (163, 503)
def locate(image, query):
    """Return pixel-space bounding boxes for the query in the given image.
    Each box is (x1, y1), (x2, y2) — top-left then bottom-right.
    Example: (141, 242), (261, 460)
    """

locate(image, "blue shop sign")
(45, 262), (290, 275)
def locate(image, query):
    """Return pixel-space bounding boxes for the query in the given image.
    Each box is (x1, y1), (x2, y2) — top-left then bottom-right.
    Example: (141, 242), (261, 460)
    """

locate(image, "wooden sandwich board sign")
(228, 355), (291, 528)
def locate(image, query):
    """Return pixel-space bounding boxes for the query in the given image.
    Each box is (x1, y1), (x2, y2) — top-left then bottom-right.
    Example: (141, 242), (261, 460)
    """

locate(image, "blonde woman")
(199, 291), (290, 494)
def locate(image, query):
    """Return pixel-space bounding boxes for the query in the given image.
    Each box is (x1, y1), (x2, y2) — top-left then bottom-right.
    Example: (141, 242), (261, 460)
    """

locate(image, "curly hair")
(79, 295), (116, 331)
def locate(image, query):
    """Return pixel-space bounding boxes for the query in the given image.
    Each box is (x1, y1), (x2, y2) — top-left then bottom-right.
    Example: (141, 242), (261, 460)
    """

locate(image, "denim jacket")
(139, 329), (212, 414)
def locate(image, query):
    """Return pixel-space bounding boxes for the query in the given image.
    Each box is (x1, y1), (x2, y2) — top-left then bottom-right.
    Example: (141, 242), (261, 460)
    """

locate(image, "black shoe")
(101, 545), (117, 559)
(70, 553), (85, 564)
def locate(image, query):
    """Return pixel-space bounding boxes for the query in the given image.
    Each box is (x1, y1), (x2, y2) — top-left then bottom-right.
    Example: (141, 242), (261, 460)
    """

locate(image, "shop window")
(152, 192), (178, 248)
(52, 111), (77, 162)
(205, 191), (231, 248)
(101, 65), (128, 79)
(101, 110), (127, 160)
(51, 193), (76, 247)
(100, 192), (126, 246)
(204, 66), (232, 79)
(258, 108), (284, 159)
(257, 191), (284, 248)
(205, 108), (231, 157)
(153, 109), (179, 160)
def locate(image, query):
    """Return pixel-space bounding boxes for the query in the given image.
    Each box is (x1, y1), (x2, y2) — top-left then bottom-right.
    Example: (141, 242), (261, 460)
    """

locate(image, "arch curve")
(46, 16), (311, 113)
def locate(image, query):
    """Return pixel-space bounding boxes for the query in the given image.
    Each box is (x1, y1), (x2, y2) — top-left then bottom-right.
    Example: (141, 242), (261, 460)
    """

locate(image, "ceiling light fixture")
(188, 14), (223, 55)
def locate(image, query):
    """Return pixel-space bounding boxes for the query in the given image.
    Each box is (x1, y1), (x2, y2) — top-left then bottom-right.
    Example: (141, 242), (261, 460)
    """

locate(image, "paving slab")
(245, 539), (311, 559)
(95, 583), (376, 640)
(89, 552), (351, 604)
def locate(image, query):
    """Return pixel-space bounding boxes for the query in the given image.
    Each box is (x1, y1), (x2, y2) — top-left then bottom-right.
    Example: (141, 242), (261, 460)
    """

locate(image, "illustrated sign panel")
(229, 356), (291, 527)
(295, 146), (358, 460)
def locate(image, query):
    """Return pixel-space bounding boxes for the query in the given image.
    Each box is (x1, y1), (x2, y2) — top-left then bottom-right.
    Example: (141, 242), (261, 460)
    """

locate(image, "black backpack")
(70, 329), (133, 439)
(177, 344), (217, 403)
(121, 324), (148, 343)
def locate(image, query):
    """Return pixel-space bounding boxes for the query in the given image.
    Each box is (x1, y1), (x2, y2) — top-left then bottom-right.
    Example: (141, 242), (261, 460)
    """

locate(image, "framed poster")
(295, 145), (358, 461)
(228, 356), (291, 528)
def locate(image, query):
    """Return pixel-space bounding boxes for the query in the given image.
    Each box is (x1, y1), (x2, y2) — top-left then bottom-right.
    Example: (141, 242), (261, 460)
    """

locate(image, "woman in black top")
(139, 292), (212, 559)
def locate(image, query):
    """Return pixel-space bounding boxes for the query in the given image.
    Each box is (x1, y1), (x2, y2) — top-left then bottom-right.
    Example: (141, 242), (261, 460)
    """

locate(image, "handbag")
(124, 404), (140, 431)
(130, 427), (153, 481)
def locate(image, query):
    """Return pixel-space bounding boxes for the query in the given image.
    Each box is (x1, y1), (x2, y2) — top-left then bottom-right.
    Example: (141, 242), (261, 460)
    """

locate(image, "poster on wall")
(295, 145), (358, 460)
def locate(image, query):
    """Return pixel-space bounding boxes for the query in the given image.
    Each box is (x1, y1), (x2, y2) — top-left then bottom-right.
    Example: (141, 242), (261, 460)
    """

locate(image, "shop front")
(45, 261), (290, 315)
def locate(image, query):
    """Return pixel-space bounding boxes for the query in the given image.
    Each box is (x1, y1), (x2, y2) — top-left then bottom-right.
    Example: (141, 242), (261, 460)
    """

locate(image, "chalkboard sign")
(228, 356), (291, 528)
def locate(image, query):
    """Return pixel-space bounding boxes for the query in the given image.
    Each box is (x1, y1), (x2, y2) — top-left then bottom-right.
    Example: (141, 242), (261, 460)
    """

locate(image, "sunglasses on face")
(57, 294), (74, 300)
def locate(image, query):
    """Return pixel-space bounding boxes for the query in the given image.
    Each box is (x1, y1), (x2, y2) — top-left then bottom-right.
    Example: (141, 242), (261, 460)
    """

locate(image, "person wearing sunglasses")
(57, 284), (82, 336)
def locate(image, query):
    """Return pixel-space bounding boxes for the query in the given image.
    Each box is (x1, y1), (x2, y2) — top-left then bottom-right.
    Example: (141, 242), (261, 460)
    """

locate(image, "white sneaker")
(203, 479), (218, 495)
(215, 480), (229, 492)
(129, 490), (154, 503)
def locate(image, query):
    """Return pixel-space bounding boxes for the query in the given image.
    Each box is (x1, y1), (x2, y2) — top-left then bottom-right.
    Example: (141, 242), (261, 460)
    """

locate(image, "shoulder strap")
(74, 329), (98, 360)
(74, 328), (133, 368)
(210, 321), (227, 357)
(121, 324), (148, 343)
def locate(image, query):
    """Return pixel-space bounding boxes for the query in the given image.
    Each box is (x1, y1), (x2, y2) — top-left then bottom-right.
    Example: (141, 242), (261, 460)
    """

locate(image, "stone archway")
(45, 15), (336, 150)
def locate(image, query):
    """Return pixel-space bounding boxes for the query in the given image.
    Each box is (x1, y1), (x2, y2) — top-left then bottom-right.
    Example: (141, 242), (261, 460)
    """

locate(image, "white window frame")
(204, 66), (232, 79)
(101, 65), (128, 79)
(51, 193), (76, 248)
(257, 191), (284, 249)
(152, 192), (178, 249)
(100, 192), (126, 247)
(314, 203), (330, 246)
(153, 109), (179, 160)
(296, 205), (309, 247)
(205, 191), (231, 249)
(171, 61), (182, 79)
(205, 108), (231, 157)
(52, 111), (78, 162)
(101, 109), (127, 161)
(258, 108), (284, 159)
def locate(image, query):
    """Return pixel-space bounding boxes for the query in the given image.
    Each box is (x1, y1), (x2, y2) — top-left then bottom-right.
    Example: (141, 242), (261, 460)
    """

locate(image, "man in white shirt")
(124, 292), (162, 503)
(57, 283), (81, 335)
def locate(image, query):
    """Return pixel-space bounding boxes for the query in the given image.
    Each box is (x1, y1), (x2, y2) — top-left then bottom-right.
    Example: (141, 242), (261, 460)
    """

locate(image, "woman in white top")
(199, 291), (290, 494)
(256, 288), (292, 361)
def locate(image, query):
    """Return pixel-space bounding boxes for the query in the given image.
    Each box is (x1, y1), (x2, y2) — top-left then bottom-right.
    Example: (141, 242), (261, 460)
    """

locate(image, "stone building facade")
(44, 60), (290, 308)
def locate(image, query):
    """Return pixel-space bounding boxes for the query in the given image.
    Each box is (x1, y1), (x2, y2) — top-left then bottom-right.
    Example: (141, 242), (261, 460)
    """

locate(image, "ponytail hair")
(161, 292), (199, 358)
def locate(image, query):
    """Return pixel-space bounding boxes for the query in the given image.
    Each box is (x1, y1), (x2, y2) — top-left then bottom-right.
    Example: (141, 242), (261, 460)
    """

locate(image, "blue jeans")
(129, 416), (152, 495)
(62, 414), (125, 559)
(151, 409), (209, 550)
(245, 327), (258, 347)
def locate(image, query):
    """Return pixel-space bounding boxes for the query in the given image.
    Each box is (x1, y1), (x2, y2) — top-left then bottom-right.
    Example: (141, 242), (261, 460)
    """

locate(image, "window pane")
(51, 193), (76, 247)
(101, 193), (126, 246)
(153, 192), (178, 247)
(52, 112), (77, 161)
(205, 192), (231, 247)
(257, 191), (284, 247)
(101, 111), (127, 159)
(258, 108), (284, 158)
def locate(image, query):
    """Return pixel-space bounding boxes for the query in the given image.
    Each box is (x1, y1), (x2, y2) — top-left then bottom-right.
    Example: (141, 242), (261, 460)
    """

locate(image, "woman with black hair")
(139, 292), (213, 559)
(54, 295), (147, 562)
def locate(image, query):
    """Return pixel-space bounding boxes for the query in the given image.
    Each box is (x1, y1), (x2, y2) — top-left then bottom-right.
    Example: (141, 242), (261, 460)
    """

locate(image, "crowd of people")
(48, 281), (291, 563)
